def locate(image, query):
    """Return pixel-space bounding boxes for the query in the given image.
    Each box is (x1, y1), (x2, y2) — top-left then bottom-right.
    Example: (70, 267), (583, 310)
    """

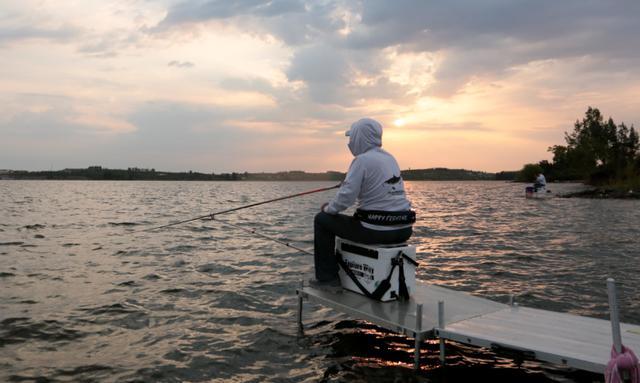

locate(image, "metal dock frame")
(296, 279), (640, 375)
(296, 280), (507, 371)
(297, 288), (430, 370)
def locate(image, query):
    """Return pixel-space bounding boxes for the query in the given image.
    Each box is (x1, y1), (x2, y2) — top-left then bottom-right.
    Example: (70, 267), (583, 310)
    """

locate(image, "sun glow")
(393, 118), (406, 127)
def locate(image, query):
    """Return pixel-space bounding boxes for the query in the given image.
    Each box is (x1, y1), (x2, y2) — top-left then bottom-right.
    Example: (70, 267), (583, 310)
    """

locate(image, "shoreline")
(560, 188), (640, 199)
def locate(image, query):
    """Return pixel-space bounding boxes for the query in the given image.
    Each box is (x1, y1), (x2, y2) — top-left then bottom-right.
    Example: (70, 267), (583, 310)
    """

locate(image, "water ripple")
(0, 317), (87, 346)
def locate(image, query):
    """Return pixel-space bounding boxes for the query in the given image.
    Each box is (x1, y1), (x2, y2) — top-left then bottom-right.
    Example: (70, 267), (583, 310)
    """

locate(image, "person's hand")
(320, 202), (328, 212)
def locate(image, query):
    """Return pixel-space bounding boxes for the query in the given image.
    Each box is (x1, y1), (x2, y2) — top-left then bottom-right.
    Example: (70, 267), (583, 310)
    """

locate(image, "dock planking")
(297, 280), (640, 374)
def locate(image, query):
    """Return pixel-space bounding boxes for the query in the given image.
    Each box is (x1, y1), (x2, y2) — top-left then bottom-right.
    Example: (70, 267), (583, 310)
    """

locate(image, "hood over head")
(345, 118), (383, 156)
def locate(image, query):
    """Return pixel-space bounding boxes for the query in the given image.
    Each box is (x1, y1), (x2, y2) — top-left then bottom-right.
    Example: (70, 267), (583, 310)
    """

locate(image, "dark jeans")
(314, 211), (413, 281)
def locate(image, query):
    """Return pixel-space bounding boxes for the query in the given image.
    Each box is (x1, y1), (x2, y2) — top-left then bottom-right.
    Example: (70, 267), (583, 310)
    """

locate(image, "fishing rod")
(134, 183), (341, 233)
(212, 218), (313, 256)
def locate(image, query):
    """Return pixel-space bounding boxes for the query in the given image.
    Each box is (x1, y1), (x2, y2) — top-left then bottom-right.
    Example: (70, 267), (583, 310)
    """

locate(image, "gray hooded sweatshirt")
(325, 118), (412, 230)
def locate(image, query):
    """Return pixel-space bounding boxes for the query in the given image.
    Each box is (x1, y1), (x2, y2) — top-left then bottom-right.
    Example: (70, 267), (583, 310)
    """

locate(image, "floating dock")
(296, 280), (640, 374)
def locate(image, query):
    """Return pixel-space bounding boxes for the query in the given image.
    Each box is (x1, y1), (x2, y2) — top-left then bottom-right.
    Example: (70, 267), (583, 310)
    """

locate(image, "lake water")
(1, 180), (639, 382)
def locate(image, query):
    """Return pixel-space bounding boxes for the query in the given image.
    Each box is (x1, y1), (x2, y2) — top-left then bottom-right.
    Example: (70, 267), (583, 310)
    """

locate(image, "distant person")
(534, 172), (547, 192)
(310, 118), (415, 292)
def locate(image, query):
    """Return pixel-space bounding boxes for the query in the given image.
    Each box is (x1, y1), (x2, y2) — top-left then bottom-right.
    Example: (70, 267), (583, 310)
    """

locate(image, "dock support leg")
(438, 300), (446, 366)
(414, 303), (423, 371)
(607, 278), (629, 381)
(297, 282), (304, 337)
(607, 278), (622, 353)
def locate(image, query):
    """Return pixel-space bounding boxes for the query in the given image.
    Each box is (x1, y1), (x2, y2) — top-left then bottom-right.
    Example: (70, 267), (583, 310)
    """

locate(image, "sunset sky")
(1, 0), (639, 173)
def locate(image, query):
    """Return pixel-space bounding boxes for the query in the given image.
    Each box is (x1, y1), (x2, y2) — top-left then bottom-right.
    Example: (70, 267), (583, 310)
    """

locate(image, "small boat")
(525, 186), (552, 199)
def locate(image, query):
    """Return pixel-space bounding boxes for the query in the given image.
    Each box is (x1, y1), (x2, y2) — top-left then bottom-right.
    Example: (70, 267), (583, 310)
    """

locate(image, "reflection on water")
(0, 180), (638, 382)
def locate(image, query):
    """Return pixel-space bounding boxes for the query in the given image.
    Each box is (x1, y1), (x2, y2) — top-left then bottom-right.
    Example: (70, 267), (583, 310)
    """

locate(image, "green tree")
(516, 163), (543, 182)
(549, 107), (639, 184)
(538, 160), (553, 178)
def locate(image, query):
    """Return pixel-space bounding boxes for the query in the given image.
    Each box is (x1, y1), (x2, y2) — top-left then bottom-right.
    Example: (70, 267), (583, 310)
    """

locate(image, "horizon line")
(0, 166), (519, 174)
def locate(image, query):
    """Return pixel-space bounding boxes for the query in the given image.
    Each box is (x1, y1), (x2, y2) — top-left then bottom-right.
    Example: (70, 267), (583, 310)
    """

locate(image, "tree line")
(518, 107), (639, 189)
(2, 167), (502, 181)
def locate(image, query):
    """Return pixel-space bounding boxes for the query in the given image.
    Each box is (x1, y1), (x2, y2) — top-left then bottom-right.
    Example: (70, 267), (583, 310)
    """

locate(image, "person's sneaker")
(308, 278), (343, 294)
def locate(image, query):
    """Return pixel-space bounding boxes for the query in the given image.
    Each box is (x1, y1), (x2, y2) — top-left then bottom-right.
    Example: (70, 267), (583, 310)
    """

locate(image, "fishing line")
(132, 183), (340, 233)
(210, 217), (313, 256)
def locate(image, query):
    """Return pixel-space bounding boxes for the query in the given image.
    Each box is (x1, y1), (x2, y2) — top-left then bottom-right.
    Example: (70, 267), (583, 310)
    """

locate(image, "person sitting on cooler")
(310, 118), (415, 292)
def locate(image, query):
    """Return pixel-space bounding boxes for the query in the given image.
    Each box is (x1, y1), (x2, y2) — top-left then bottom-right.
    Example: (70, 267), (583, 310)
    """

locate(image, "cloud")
(0, 91), (136, 139)
(2, 0), (640, 172)
(3, 108), (83, 138)
(218, 77), (277, 94)
(349, 0), (639, 52)
(512, 125), (567, 143)
(151, 0), (640, 102)
(286, 43), (350, 104)
(402, 122), (493, 133)
(75, 29), (145, 58)
(175, 0), (303, 22)
(346, 0), (640, 95)
(108, 100), (353, 172)
(157, 0), (306, 30)
(0, 97), (127, 169)
(168, 60), (195, 68)
(153, 0), (358, 49)
(0, 25), (79, 45)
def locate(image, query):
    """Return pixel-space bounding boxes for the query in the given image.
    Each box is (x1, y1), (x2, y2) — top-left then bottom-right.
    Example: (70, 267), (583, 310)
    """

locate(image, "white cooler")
(335, 238), (417, 302)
